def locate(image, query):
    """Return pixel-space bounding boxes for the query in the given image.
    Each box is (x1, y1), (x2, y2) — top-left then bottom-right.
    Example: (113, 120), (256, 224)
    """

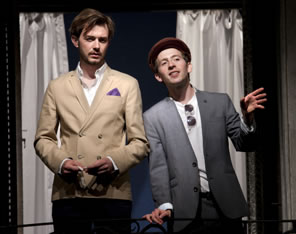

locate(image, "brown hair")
(69, 8), (115, 40)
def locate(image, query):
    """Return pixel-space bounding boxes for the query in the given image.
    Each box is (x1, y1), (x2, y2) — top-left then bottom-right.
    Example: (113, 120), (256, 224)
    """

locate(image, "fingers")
(245, 87), (266, 99)
(143, 214), (153, 223)
(160, 210), (171, 219)
(245, 92), (266, 103)
(62, 160), (84, 174)
(86, 158), (113, 175)
(143, 209), (170, 225)
(255, 93), (267, 99)
(62, 158), (113, 176)
(250, 87), (265, 96)
(241, 87), (267, 114)
(151, 209), (165, 224)
(255, 104), (266, 110)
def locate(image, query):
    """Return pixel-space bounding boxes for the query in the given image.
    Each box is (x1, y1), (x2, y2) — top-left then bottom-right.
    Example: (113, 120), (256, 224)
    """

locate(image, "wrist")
(243, 112), (254, 126)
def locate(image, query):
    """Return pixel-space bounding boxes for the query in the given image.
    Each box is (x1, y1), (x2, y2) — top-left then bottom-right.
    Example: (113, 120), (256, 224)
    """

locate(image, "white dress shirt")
(174, 94), (209, 192)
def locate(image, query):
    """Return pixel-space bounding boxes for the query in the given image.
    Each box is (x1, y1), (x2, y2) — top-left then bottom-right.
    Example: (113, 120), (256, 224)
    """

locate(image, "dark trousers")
(52, 198), (132, 234)
(179, 192), (246, 234)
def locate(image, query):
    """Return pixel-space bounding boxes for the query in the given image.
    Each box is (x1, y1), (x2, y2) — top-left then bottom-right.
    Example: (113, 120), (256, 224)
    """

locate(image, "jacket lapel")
(88, 66), (113, 114)
(164, 97), (192, 143)
(79, 66), (113, 131)
(68, 68), (114, 131)
(68, 71), (89, 114)
(195, 90), (208, 151)
(164, 97), (198, 165)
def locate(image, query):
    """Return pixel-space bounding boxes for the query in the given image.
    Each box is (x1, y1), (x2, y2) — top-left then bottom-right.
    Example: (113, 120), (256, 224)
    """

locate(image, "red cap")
(148, 37), (191, 73)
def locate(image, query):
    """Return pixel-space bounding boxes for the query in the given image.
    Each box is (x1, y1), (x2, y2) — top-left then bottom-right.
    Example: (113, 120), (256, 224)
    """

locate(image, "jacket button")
(77, 155), (84, 159)
(98, 134), (103, 139)
(194, 187), (198, 192)
(79, 132), (84, 137)
(192, 162), (197, 167)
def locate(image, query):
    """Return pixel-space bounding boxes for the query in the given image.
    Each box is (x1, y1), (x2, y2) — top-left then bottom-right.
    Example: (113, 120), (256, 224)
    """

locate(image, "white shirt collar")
(76, 62), (107, 87)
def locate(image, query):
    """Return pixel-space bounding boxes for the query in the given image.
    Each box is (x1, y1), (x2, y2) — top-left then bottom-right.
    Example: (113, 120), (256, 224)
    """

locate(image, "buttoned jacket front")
(34, 66), (149, 201)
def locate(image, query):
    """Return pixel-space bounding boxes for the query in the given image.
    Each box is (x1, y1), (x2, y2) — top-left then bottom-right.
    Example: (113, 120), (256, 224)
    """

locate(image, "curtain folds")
(176, 9), (247, 198)
(20, 13), (69, 234)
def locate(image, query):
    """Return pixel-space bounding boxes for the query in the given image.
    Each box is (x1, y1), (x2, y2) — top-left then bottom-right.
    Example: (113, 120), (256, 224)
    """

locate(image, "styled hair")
(69, 8), (115, 40)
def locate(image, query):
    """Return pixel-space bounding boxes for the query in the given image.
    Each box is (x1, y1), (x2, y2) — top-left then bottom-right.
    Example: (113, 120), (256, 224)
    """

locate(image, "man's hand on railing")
(143, 208), (172, 225)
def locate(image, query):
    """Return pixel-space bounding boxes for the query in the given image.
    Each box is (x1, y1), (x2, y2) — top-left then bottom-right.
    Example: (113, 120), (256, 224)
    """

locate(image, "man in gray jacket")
(143, 37), (267, 233)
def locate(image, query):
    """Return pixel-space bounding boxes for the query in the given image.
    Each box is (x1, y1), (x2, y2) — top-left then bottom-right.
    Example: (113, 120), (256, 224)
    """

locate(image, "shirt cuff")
(240, 116), (255, 134)
(159, 203), (173, 211)
(107, 156), (119, 171)
(58, 158), (72, 174)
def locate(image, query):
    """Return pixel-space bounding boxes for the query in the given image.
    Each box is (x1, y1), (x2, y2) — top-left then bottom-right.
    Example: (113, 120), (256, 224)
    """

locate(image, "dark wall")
(243, 0), (281, 233)
(64, 10), (177, 222)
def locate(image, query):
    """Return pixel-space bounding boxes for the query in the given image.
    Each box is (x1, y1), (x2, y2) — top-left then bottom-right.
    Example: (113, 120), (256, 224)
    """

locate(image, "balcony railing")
(1, 218), (296, 233)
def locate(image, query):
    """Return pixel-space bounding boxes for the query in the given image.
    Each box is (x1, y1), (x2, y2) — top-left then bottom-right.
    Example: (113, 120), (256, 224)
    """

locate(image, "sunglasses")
(185, 104), (196, 127)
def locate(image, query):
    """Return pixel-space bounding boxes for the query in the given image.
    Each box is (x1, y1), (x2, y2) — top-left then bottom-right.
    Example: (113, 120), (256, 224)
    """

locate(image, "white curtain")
(20, 13), (69, 234)
(176, 9), (247, 198)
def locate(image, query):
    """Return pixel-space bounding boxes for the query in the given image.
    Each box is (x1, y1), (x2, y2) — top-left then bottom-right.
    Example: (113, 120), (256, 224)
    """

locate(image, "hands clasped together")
(61, 157), (114, 176)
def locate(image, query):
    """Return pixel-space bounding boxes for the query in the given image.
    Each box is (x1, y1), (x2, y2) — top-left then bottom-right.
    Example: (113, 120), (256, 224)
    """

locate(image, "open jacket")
(143, 89), (257, 231)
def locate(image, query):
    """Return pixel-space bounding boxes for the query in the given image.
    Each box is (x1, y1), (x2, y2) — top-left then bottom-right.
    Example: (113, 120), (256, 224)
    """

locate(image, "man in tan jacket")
(34, 8), (149, 234)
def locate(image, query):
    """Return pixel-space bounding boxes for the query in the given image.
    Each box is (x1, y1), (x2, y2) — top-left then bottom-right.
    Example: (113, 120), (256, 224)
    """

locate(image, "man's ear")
(187, 62), (192, 73)
(154, 73), (163, 83)
(71, 35), (79, 48)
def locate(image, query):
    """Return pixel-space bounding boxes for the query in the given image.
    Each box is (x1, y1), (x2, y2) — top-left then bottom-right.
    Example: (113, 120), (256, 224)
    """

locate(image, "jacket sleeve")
(225, 94), (258, 152)
(107, 78), (150, 175)
(143, 112), (172, 208)
(34, 80), (69, 173)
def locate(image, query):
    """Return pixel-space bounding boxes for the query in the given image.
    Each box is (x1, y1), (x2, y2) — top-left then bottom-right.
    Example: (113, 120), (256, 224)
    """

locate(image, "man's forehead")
(82, 24), (108, 36)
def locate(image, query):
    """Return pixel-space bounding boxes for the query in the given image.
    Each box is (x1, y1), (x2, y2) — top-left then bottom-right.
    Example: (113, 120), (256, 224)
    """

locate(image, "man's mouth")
(90, 53), (101, 58)
(169, 71), (179, 77)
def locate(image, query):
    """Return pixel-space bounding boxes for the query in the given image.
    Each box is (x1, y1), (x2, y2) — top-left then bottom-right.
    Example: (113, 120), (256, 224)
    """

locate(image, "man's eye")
(99, 38), (108, 43)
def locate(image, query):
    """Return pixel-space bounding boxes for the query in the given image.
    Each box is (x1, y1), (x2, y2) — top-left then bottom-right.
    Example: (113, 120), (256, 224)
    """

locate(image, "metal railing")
(1, 218), (296, 234)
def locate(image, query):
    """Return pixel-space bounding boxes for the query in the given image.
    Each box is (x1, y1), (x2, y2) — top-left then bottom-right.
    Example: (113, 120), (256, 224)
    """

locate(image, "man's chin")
(88, 60), (102, 66)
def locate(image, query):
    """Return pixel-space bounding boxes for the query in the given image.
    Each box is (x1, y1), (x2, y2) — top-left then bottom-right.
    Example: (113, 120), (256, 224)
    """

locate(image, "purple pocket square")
(107, 88), (121, 96)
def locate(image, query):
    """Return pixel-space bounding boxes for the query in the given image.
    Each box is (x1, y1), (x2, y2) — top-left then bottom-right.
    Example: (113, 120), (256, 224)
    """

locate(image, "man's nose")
(168, 60), (175, 68)
(94, 39), (100, 48)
